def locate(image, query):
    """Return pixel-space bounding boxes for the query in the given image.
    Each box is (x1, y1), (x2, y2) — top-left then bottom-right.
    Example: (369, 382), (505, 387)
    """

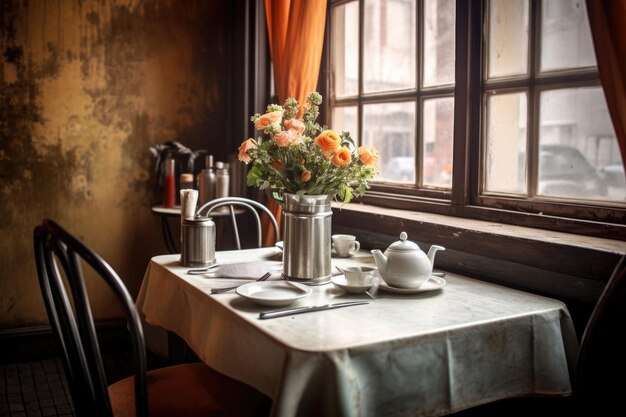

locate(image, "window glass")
(540, 0), (596, 72)
(487, 0), (529, 79)
(538, 88), (624, 201)
(331, 2), (359, 97)
(423, 97), (454, 188)
(363, 0), (416, 92)
(332, 106), (359, 143)
(484, 92), (528, 195)
(327, 0), (625, 234)
(423, 0), (456, 87)
(363, 102), (416, 183)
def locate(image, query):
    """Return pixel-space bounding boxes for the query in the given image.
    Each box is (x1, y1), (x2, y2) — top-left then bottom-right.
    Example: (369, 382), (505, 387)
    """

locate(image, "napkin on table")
(203, 260), (284, 280)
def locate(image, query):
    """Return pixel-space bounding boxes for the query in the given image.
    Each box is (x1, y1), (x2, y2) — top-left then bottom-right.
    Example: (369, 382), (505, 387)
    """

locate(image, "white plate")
(379, 275), (447, 294)
(331, 275), (372, 294)
(236, 281), (312, 307)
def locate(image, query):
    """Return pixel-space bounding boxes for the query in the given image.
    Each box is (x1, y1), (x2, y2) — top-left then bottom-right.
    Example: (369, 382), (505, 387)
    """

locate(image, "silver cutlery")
(365, 276), (381, 299)
(258, 301), (369, 319)
(211, 272), (271, 294)
(187, 264), (221, 275)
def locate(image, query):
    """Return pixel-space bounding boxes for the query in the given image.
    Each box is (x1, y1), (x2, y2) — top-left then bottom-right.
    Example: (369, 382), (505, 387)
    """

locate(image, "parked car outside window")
(537, 144), (609, 199)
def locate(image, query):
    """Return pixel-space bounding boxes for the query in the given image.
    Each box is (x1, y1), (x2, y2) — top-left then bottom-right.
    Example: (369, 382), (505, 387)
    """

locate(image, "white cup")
(339, 266), (376, 286)
(332, 234), (360, 257)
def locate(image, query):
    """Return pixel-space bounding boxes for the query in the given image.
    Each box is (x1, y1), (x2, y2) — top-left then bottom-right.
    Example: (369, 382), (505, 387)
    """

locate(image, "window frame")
(323, 0), (626, 241)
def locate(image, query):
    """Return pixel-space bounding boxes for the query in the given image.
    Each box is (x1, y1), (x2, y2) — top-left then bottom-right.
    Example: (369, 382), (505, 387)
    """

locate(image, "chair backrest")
(574, 254), (626, 413)
(196, 197), (280, 249)
(33, 219), (148, 417)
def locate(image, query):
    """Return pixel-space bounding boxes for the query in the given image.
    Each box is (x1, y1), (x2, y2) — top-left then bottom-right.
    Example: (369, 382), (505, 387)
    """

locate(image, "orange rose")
(237, 139), (256, 163)
(284, 118), (305, 135)
(274, 131), (291, 147)
(331, 147), (352, 166)
(254, 111), (283, 130)
(272, 159), (284, 169)
(301, 170), (312, 182)
(275, 130), (303, 147)
(358, 145), (380, 169)
(290, 133), (304, 145)
(314, 130), (341, 157)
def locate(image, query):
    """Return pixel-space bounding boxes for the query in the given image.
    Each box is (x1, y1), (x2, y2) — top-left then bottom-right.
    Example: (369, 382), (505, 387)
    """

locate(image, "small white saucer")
(379, 275), (446, 294)
(331, 250), (356, 259)
(236, 281), (311, 307)
(331, 275), (372, 294)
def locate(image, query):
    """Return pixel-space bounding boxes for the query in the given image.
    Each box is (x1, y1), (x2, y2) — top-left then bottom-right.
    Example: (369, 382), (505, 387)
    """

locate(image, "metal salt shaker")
(180, 215), (216, 267)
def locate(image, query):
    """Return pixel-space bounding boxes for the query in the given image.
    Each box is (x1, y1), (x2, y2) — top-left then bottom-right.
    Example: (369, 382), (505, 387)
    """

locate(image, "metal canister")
(180, 215), (216, 267)
(282, 193), (332, 282)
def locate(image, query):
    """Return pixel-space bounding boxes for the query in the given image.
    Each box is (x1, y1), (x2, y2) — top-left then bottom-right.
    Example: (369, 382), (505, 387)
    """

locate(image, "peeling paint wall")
(1, 0), (239, 328)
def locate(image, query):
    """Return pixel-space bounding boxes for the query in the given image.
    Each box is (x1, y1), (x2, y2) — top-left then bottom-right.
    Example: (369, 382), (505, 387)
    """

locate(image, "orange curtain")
(586, 0), (626, 173)
(262, 0), (328, 245)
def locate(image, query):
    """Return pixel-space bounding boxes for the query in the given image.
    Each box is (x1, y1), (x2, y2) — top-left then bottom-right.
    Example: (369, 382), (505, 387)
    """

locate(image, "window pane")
(331, 2), (359, 97)
(363, 0), (416, 93)
(332, 106), (359, 143)
(363, 102), (416, 183)
(487, 0), (529, 79)
(423, 0), (456, 87)
(423, 97), (454, 188)
(538, 88), (624, 201)
(485, 92), (528, 194)
(540, 0), (596, 72)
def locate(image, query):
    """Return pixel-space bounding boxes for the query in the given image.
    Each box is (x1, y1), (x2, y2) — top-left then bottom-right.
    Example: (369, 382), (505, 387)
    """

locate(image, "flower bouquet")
(237, 92), (380, 281)
(237, 92), (379, 204)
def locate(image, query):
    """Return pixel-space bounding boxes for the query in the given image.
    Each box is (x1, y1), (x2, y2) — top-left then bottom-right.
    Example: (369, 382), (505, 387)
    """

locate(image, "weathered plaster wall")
(1, 0), (237, 328)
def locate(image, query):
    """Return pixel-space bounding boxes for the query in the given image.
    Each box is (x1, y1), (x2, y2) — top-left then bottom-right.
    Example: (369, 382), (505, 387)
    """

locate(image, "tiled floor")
(0, 350), (152, 417)
(0, 359), (73, 417)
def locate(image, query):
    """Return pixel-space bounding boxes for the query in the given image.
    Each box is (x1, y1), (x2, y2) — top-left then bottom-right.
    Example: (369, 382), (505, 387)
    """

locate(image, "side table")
(151, 205), (244, 253)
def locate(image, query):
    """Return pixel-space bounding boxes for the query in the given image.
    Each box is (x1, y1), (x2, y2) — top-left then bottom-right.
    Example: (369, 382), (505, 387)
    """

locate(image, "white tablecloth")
(136, 248), (578, 417)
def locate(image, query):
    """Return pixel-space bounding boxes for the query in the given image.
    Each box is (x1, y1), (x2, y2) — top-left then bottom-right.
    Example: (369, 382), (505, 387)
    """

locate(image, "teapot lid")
(388, 232), (420, 252)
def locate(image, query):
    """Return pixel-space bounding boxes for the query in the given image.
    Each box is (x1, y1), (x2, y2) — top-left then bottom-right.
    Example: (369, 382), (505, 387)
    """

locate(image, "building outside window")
(326, 0), (626, 238)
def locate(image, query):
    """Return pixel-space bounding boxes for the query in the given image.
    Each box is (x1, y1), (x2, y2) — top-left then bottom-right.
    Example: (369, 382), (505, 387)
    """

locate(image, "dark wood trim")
(452, 0), (482, 208)
(357, 191), (626, 240)
(0, 319), (130, 364)
(476, 195), (626, 225)
(251, 0), (270, 119)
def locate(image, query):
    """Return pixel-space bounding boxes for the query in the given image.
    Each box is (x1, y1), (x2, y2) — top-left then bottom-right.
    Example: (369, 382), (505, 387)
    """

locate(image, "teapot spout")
(370, 249), (387, 274)
(427, 245), (445, 268)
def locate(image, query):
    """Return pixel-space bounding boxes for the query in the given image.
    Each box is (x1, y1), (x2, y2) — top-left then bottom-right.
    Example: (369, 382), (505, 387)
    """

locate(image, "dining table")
(136, 247), (578, 417)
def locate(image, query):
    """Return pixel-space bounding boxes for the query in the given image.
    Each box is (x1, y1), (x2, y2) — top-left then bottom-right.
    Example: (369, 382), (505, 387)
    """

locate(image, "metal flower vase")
(281, 193), (332, 283)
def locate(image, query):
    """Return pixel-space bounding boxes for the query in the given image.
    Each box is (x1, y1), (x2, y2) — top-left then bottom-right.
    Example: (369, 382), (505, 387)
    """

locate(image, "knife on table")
(259, 301), (369, 320)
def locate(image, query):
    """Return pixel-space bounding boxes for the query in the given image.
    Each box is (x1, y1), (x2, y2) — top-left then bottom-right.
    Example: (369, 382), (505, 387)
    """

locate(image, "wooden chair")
(196, 196), (280, 249)
(33, 219), (271, 417)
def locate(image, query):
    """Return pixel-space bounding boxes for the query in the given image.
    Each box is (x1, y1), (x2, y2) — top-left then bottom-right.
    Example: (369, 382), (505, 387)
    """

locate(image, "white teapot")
(371, 232), (445, 289)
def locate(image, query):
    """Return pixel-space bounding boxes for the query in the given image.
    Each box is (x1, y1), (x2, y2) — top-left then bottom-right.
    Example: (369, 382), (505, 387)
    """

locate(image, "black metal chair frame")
(34, 219), (148, 417)
(196, 196), (280, 249)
